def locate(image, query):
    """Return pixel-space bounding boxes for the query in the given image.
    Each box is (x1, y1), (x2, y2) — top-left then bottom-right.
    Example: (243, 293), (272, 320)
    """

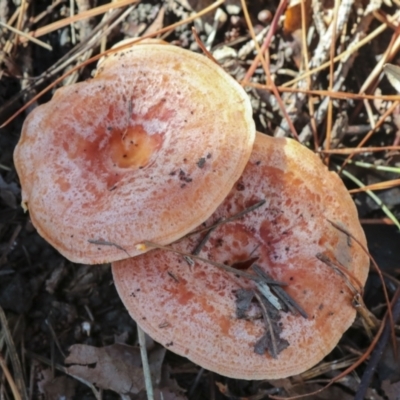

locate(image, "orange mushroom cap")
(14, 43), (255, 264)
(112, 132), (369, 380)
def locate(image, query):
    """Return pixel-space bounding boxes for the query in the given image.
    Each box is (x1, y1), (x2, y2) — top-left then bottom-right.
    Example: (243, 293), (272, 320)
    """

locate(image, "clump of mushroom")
(13, 39), (370, 380)
(13, 42), (255, 264)
(112, 132), (370, 379)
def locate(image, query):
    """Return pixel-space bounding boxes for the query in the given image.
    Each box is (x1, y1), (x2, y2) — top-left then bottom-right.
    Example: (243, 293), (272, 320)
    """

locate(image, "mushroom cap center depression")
(55, 88), (169, 193)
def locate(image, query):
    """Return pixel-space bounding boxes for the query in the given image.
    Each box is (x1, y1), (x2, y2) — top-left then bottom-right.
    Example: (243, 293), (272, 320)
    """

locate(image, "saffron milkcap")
(112, 132), (369, 379)
(14, 43), (255, 264)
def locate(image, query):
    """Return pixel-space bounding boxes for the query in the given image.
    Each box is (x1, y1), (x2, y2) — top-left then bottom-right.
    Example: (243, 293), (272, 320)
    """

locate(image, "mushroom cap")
(14, 43), (255, 264)
(112, 132), (370, 380)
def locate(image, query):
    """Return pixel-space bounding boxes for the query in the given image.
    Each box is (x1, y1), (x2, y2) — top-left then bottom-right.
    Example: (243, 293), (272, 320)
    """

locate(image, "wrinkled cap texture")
(112, 132), (370, 380)
(14, 43), (255, 264)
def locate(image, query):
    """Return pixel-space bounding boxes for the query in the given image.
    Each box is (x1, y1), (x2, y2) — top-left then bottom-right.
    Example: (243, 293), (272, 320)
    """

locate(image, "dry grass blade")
(246, 81), (400, 101)
(0, 0), (225, 128)
(0, 352), (21, 400)
(137, 325), (154, 400)
(299, 356), (359, 381)
(324, 0), (341, 160)
(25, 0), (139, 40)
(348, 178), (400, 193)
(359, 23), (400, 94)
(0, 306), (28, 399)
(339, 100), (400, 170)
(346, 160), (400, 173)
(141, 241), (287, 286)
(338, 166), (400, 230)
(0, 20), (52, 50)
(319, 145), (400, 154)
(241, 0), (299, 140)
(281, 11), (400, 89)
(0, 4), (131, 117)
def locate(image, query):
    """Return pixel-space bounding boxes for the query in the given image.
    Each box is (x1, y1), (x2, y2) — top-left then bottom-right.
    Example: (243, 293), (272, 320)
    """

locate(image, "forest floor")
(1, 0), (400, 399)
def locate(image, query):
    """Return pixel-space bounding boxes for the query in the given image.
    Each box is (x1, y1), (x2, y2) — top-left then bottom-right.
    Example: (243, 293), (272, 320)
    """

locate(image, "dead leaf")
(37, 369), (76, 400)
(378, 338), (400, 382)
(154, 387), (188, 400)
(156, 364), (187, 400)
(382, 380), (400, 400)
(65, 343), (144, 395)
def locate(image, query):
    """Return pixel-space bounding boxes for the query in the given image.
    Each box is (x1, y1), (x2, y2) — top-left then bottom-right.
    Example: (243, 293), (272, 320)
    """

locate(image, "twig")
(184, 200), (266, 239)
(354, 287), (400, 400)
(253, 291), (279, 358)
(87, 239), (131, 258)
(191, 223), (218, 255)
(140, 241), (287, 287)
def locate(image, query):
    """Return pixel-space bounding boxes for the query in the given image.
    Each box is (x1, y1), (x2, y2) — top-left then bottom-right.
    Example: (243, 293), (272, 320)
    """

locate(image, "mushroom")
(112, 132), (370, 379)
(13, 42), (255, 264)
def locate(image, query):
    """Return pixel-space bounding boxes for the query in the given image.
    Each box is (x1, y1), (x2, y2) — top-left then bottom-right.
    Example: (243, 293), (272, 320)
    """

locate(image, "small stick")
(327, 219), (395, 349)
(253, 291), (279, 358)
(88, 239), (131, 258)
(140, 241), (287, 287)
(316, 253), (361, 295)
(137, 325), (154, 400)
(252, 265), (308, 318)
(192, 27), (219, 65)
(167, 271), (180, 283)
(185, 200), (266, 238)
(192, 223), (219, 255)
